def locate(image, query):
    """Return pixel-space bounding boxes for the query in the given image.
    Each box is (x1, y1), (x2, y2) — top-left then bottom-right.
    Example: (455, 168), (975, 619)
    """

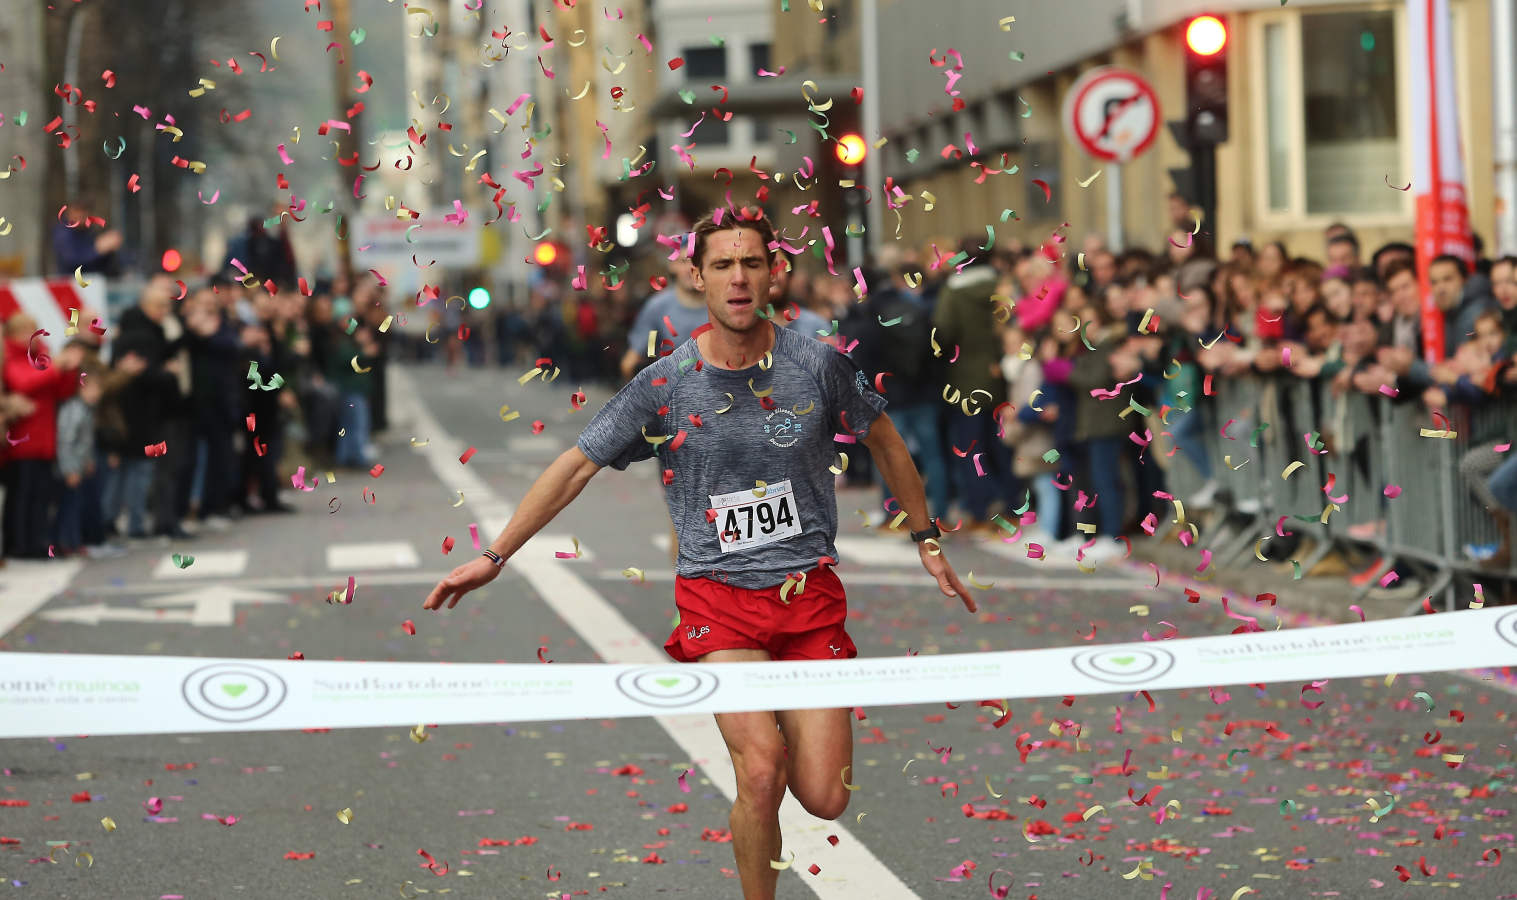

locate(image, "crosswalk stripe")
(325, 541), (420, 571)
(151, 550), (248, 580)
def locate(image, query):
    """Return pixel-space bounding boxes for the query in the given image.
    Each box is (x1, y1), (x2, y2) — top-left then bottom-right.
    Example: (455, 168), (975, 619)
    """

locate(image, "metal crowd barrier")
(1153, 371), (1517, 614)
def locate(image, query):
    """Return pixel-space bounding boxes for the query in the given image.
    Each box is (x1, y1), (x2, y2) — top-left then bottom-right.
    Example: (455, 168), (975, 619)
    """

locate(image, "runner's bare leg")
(775, 707), (853, 820)
(706, 649), (787, 899)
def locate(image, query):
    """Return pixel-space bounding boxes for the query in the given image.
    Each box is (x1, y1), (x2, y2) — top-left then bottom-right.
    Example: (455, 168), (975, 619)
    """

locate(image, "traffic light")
(467, 286), (491, 309)
(1183, 14), (1229, 144)
(533, 241), (559, 267)
(834, 132), (867, 167)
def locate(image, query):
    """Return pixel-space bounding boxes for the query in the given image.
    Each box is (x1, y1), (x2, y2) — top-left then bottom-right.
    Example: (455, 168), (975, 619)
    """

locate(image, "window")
(687, 112), (730, 147)
(1254, 7), (1409, 221)
(1262, 22), (1291, 212)
(1300, 11), (1399, 214)
(749, 42), (771, 76)
(682, 46), (726, 80)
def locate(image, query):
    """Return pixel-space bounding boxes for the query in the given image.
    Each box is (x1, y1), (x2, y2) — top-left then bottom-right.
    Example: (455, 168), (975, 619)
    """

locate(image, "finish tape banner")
(3, 608), (1516, 740)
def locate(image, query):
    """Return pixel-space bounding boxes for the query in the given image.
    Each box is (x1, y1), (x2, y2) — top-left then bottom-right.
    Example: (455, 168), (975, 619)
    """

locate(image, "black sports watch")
(910, 518), (941, 543)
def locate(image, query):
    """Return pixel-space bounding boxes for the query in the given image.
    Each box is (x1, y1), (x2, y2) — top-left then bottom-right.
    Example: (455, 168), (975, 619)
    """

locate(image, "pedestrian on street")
(423, 209), (976, 900)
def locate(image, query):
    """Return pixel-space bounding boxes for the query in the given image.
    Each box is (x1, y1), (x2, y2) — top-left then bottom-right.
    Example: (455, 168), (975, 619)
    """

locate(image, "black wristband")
(909, 517), (941, 543)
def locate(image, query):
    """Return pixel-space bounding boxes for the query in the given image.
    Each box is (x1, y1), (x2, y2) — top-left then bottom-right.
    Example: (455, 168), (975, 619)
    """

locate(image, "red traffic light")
(834, 133), (867, 166)
(533, 242), (559, 266)
(1186, 15), (1227, 56)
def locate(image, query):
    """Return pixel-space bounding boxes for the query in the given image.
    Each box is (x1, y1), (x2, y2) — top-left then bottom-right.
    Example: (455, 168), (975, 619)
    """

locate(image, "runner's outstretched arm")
(422, 447), (602, 610)
(861, 414), (977, 613)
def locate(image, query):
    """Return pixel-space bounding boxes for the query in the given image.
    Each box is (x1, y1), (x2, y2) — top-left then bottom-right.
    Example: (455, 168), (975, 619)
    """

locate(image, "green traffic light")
(467, 286), (491, 309)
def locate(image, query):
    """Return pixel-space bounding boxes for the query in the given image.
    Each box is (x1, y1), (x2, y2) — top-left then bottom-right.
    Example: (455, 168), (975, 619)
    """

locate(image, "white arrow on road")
(41, 587), (289, 627)
(40, 604), (195, 626)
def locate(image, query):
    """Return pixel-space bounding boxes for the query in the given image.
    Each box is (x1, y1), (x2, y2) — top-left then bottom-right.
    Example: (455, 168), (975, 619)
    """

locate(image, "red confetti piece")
(441, 536), (455, 555)
(459, 446), (477, 465)
(288, 651), (304, 660)
(284, 851), (316, 860)
(402, 619), (416, 636)
(70, 791), (91, 803)
(531, 420), (545, 434)
(369, 464), (384, 478)
(537, 646), (553, 663)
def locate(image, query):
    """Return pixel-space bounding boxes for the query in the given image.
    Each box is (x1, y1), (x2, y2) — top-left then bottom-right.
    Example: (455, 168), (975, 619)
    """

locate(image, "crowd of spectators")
(0, 233), (393, 560)
(614, 200), (1517, 571)
(5, 198), (1516, 576)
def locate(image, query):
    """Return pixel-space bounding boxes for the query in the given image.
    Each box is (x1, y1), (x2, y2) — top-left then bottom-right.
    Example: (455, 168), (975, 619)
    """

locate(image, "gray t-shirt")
(784, 305), (833, 338)
(627, 289), (710, 358)
(578, 324), (888, 588)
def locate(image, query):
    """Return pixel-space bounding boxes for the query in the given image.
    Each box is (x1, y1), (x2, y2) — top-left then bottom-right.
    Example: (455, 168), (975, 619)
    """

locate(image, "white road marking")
(0, 559), (84, 638)
(151, 549), (248, 579)
(326, 541), (420, 571)
(393, 368), (920, 900)
(89, 570), (457, 596)
(595, 568), (1138, 591)
(39, 587), (290, 627)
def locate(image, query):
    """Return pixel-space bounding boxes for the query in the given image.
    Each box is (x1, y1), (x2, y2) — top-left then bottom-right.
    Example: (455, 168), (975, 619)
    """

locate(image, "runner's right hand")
(423, 556), (502, 611)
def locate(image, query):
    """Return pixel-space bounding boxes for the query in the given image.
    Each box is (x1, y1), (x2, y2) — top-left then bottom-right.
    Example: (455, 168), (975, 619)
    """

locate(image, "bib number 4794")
(710, 480), (803, 553)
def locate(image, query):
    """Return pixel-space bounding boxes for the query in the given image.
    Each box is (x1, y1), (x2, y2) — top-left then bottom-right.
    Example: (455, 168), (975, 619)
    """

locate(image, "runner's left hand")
(920, 543), (975, 613)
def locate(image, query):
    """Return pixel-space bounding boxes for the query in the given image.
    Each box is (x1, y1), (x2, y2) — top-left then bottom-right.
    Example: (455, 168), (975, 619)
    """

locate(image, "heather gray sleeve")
(820, 347), (887, 439)
(576, 369), (663, 470)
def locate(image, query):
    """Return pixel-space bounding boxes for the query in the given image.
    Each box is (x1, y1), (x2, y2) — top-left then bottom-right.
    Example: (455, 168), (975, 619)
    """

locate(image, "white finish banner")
(3, 608), (1515, 740)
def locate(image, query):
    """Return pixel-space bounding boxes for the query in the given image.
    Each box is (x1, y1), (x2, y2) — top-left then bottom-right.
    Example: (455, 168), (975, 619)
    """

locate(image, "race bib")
(710, 480), (802, 553)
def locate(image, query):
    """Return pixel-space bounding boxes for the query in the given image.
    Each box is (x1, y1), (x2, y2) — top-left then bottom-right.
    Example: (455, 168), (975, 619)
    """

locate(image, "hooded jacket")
(1, 338), (79, 461)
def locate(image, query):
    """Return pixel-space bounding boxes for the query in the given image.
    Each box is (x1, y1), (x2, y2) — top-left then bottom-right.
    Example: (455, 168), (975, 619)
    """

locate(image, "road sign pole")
(1106, 163), (1124, 253)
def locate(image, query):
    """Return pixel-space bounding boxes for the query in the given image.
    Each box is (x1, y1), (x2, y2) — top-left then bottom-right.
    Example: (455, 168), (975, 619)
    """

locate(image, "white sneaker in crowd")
(1078, 540), (1123, 564)
(1190, 480), (1219, 509)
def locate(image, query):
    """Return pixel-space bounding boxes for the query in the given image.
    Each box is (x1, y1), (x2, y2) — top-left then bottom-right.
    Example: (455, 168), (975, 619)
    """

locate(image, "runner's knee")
(798, 787), (849, 821)
(732, 746), (787, 806)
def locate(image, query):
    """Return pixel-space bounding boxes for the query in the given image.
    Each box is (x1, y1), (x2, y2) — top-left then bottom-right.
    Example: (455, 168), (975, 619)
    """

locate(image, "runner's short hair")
(691, 207), (776, 269)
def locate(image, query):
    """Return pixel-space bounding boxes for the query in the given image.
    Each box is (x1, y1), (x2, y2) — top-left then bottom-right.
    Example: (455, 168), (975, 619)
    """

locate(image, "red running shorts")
(665, 565), (858, 663)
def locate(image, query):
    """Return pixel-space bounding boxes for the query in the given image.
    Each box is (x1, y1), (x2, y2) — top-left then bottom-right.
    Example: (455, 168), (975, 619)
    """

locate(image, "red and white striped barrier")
(0, 277), (108, 352)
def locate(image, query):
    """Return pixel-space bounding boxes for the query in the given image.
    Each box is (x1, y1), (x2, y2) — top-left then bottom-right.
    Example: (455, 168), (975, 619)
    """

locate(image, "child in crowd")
(1003, 316), (1077, 549)
(55, 359), (103, 556)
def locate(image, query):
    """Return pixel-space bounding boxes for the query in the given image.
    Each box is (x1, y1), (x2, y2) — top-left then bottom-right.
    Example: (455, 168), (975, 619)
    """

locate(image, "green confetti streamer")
(905, 148), (920, 164)
(1042, 449), (1061, 464)
(1072, 774), (1093, 784)
(1249, 423), (1270, 447)
(1279, 799), (1296, 815)
(350, 27), (366, 44)
(1226, 749), (1250, 766)
(999, 208), (1017, 222)
(1009, 50), (1025, 62)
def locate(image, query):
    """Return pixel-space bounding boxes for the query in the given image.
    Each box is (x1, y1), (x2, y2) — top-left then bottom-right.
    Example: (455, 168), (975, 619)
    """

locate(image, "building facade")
(863, 0), (1504, 262)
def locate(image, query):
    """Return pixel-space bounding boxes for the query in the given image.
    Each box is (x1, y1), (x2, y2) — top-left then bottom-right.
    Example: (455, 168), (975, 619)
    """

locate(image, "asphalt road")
(1, 361), (1513, 900)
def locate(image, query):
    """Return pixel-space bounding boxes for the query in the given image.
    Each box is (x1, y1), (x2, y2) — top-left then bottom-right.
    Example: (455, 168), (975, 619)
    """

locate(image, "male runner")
(620, 254), (708, 381)
(423, 209), (976, 899)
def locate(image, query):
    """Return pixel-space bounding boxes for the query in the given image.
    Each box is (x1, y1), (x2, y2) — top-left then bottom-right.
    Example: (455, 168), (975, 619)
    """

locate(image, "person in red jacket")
(2, 313), (84, 558)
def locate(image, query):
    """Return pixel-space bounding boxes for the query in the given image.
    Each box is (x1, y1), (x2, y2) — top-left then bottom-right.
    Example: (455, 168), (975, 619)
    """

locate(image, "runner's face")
(696, 228), (772, 333)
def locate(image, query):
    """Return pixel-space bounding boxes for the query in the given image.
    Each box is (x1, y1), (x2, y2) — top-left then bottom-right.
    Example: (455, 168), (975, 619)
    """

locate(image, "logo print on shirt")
(764, 409), (802, 448)
(686, 625), (711, 641)
(854, 370), (869, 396)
